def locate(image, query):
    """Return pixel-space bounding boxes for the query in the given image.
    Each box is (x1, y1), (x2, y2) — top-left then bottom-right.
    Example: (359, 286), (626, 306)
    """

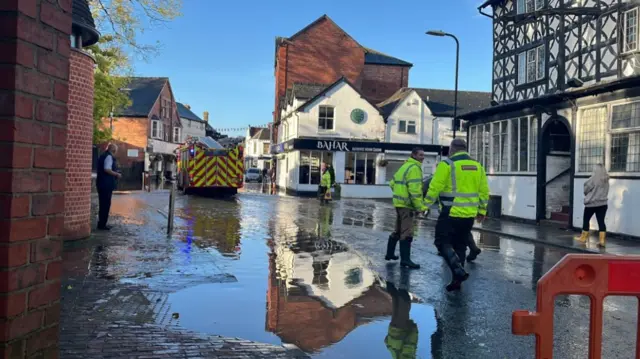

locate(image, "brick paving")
(61, 193), (308, 358)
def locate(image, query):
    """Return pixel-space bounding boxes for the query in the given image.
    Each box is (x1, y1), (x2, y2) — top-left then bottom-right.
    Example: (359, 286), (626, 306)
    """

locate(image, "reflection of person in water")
(385, 281), (418, 358)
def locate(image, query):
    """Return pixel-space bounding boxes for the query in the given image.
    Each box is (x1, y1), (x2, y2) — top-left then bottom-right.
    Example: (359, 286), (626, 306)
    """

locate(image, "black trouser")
(582, 205), (607, 232)
(435, 211), (479, 253)
(439, 216), (475, 268)
(97, 187), (113, 228)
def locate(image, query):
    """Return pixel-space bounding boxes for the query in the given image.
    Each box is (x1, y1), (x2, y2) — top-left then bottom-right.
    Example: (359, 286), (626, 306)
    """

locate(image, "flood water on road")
(69, 186), (639, 359)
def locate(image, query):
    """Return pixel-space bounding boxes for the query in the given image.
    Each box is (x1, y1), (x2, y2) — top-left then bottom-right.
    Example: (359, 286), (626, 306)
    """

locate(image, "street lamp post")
(426, 30), (459, 139)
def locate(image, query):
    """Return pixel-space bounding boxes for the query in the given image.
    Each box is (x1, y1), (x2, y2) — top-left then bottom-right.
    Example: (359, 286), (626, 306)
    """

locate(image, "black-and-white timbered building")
(462, 0), (640, 237)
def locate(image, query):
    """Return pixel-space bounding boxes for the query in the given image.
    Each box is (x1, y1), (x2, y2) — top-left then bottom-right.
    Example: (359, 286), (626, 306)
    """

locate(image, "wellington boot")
(385, 234), (400, 261)
(575, 231), (589, 243)
(399, 239), (420, 269)
(598, 231), (606, 248)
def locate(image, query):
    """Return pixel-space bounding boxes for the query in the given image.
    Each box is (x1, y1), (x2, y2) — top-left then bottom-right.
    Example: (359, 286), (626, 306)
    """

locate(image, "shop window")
(344, 153), (376, 185)
(299, 151), (325, 185)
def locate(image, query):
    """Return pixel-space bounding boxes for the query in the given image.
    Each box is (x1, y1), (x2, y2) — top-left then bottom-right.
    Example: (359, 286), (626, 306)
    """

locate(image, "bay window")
(468, 116), (537, 173)
(624, 8), (638, 53)
(518, 45), (545, 84)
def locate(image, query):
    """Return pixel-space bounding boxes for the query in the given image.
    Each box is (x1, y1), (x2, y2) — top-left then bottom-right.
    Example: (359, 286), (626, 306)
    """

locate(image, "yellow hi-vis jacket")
(389, 158), (427, 211)
(385, 323), (418, 359)
(320, 171), (332, 190)
(424, 151), (489, 218)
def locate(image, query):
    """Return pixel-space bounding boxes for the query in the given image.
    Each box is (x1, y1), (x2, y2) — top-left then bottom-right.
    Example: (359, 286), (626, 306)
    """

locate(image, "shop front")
(272, 138), (447, 198)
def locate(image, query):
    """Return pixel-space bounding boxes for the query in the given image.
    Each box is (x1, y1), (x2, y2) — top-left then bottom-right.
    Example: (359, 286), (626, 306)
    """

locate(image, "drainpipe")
(432, 117), (439, 144)
(419, 99), (425, 144)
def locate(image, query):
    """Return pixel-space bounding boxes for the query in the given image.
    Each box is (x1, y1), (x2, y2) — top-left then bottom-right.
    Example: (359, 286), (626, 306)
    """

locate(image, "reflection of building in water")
(181, 205), (242, 256)
(265, 228), (392, 352)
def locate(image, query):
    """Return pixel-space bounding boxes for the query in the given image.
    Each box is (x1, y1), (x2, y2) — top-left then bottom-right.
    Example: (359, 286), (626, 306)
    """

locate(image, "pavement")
(61, 184), (640, 358)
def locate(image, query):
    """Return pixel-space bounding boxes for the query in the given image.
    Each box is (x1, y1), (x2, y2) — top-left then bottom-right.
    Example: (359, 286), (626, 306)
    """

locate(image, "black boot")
(441, 245), (468, 291)
(466, 234), (481, 262)
(400, 239), (420, 269)
(385, 234), (399, 261)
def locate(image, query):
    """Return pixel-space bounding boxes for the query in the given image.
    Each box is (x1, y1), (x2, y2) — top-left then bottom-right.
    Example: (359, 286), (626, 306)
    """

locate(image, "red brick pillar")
(64, 50), (95, 240)
(0, 0), (72, 357)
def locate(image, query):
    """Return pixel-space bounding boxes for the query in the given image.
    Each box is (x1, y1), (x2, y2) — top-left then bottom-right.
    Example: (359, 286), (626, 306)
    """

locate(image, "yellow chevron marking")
(206, 174), (217, 187)
(195, 174), (206, 187)
(229, 148), (237, 161)
(227, 159), (239, 177)
(217, 175), (228, 187)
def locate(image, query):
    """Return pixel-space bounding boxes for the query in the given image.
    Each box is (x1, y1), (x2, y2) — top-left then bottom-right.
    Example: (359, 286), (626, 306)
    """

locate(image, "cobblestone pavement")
(61, 191), (308, 359)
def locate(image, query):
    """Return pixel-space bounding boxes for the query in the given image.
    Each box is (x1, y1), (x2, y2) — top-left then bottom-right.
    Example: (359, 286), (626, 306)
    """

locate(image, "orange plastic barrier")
(512, 254), (640, 359)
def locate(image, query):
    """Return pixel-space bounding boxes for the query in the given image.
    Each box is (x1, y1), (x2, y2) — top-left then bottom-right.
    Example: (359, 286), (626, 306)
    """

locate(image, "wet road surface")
(61, 183), (639, 358)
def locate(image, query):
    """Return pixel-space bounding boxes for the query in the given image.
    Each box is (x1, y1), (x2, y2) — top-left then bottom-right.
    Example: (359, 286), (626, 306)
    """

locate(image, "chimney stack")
(185, 104), (191, 110)
(203, 111), (209, 122)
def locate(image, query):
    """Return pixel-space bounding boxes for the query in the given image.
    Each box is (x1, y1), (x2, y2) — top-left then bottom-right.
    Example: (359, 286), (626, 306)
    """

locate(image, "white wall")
(545, 155), (571, 215)
(573, 178), (640, 236)
(386, 91), (434, 144)
(385, 90), (466, 146)
(341, 185), (391, 198)
(486, 175), (537, 220)
(180, 118), (206, 142)
(295, 82), (385, 140)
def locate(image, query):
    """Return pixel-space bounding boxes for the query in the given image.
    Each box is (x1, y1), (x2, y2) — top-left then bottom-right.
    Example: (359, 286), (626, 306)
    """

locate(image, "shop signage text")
(317, 140), (349, 151)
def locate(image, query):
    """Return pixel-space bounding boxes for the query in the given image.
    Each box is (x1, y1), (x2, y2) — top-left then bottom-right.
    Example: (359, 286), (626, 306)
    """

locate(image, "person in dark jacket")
(96, 144), (121, 230)
(423, 174), (482, 262)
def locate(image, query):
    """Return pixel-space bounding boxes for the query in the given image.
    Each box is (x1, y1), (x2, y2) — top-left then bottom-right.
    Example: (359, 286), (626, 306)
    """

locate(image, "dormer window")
(517, 0), (543, 14)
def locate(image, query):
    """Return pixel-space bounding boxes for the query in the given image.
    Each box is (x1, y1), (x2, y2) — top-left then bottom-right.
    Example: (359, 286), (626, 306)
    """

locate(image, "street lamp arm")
(426, 30), (460, 139)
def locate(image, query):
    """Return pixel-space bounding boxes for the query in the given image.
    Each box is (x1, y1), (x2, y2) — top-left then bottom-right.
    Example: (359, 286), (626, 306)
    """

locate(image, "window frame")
(624, 8), (639, 54)
(576, 99), (640, 175)
(173, 126), (181, 143)
(318, 105), (335, 131)
(468, 115), (537, 174)
(517, 45), (545, 85)
(517, 0), (543, 14)
(151, 120), (163, 139)
(299, 151), (331, 185)
(398, 119), (417, 134)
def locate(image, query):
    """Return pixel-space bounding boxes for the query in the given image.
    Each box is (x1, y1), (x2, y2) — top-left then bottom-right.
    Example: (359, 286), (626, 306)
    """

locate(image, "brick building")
(0, 0), (99, 357)
(104, 77), (182, 186)
(273, 15), (412, 137)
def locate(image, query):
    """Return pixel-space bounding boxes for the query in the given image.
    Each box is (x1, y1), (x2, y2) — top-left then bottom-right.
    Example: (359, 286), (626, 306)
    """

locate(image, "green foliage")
(86, 36), (131, 144)
(86, 1), (183, 144)
(89, 0), (182, 62)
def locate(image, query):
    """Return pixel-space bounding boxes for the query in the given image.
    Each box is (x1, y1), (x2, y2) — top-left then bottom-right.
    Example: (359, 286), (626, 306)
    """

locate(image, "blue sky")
(131, 0), (492, 136)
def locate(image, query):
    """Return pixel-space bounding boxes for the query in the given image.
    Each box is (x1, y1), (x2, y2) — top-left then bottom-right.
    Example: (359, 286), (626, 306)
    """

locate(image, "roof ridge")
(410, 87), (491, 94)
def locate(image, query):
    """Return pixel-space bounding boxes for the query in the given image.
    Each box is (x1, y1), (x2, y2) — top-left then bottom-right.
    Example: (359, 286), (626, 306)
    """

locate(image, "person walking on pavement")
(386, 148), (427, 269)
(425, 175), (482, 262)
(319, 163), (332, 205)
(575, 163), (609, 247)
(424, 138), (489, 291)
(96, 143), (122, 230)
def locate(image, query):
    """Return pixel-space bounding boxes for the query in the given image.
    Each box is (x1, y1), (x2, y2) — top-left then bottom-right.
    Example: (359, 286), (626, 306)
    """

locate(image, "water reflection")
(179, 197), (242, 257)
(385, 278), (418, 357)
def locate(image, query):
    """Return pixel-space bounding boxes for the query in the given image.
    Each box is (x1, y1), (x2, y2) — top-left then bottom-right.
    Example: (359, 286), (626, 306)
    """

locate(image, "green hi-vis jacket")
(424, 152), (489, 218)
(385, 322), (418, 359)
(389, 158), (427, 211)
(321, 171), (332, 191)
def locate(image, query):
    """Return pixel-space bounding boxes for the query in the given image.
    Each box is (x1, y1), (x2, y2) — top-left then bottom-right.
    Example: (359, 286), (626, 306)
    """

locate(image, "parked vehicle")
(176, 136), (244, 196)
(245, 168), (262, 183)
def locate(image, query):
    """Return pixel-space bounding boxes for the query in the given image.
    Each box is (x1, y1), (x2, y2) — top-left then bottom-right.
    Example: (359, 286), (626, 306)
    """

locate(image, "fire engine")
(176, 136), (244, 195)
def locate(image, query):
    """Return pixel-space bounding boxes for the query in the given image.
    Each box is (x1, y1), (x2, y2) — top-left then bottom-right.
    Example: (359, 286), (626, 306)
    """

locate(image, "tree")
(87, 36), (131, 143)
(89, 0), (182, 62)
(87, 0), (183, 143)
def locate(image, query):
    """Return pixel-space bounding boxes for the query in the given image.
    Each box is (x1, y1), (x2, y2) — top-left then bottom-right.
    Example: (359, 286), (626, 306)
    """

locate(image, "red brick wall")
(107, 117), (149, 149)
(64, 50), (95, 241)
(274, 17), (365, 122)
(0, 0), (72, 357)
(361, 64), (409, 103)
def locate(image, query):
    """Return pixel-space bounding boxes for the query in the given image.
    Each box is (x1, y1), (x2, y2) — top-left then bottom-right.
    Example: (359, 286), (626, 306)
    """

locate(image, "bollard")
(167, 181), (176, 234)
